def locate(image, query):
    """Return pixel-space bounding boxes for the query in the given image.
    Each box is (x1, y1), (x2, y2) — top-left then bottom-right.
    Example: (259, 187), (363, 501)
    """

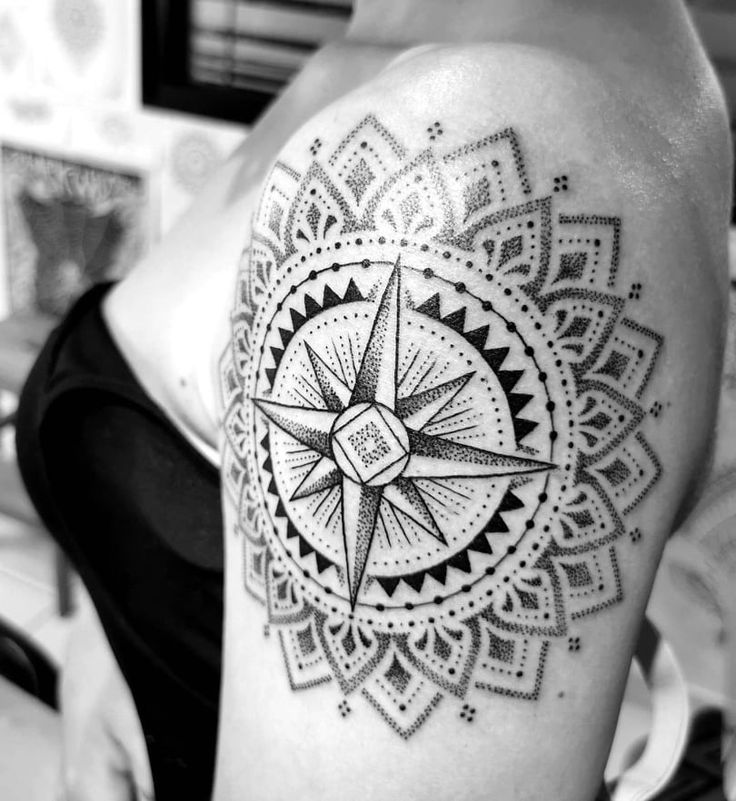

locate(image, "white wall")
(0, 0), (247, 316)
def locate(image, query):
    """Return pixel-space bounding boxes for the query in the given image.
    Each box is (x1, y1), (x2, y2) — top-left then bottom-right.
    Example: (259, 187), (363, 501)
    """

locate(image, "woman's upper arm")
(214, 46), (731, 801)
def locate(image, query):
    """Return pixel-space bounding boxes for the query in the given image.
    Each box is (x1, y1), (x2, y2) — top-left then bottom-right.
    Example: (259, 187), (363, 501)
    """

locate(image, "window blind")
(190, 0), (353, 94)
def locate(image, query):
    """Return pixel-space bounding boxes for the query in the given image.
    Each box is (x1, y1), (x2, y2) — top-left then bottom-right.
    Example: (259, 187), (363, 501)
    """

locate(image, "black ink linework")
(220, 114), (664, 737)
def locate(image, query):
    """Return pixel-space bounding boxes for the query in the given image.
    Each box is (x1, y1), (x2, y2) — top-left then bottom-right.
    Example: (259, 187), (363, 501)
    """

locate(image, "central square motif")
(332, 404), (409, 485)
(347, 421), (391, 468)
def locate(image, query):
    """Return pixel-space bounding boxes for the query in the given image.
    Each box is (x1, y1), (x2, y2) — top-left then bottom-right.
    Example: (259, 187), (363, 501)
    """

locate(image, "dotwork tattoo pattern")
(221, 115), (663, 738)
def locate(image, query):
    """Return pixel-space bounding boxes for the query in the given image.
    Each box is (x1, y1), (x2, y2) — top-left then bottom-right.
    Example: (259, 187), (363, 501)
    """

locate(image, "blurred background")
(0, 0), (733, 798)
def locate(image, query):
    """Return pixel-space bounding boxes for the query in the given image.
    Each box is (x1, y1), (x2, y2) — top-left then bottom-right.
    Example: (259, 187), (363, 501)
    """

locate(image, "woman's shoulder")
(258, 38), (730, 296)
(285, 39), (730, 203)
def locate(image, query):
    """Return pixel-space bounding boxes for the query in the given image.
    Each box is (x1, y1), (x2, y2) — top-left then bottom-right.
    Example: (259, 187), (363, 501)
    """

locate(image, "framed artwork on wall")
(142, 0), (352, 125)
(0, 143), (156, 316)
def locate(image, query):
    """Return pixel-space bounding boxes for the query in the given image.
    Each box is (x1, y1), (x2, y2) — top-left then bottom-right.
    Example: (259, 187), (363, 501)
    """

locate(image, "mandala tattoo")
(221, 115), (664, 738)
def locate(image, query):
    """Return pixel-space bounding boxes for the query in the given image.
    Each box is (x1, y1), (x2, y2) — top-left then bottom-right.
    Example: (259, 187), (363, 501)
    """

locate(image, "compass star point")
(350, 255), (403, 409)
(253, 398), (337, 457)
(396, 370), (476, 429)
(383, 479), (447, 545)
(290, 455), (341, 500)
(303, 342), (350, 411)
(341, 478), (383, 609)
(404, 429), (556, 479)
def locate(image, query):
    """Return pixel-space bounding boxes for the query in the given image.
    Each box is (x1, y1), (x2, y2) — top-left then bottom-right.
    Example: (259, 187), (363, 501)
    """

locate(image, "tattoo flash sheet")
(221, 115), (663, 737)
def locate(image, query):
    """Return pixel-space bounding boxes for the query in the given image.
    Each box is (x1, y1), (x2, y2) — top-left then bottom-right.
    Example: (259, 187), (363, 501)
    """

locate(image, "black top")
(16, 283), (223, 800)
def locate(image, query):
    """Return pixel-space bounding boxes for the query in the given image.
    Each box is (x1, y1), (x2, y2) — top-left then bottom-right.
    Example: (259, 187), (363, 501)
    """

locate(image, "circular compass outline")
(222, 114), (665, 733)
(250, 253), (562, 624)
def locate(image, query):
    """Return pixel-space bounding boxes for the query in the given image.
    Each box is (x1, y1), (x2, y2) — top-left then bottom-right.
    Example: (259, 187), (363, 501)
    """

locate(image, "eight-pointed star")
(254, 257), (555, 608)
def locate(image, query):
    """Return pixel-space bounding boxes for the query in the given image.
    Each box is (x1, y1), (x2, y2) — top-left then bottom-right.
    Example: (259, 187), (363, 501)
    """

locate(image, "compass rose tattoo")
(221, 116), (663, 738)
(254, 256), (554, 609)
